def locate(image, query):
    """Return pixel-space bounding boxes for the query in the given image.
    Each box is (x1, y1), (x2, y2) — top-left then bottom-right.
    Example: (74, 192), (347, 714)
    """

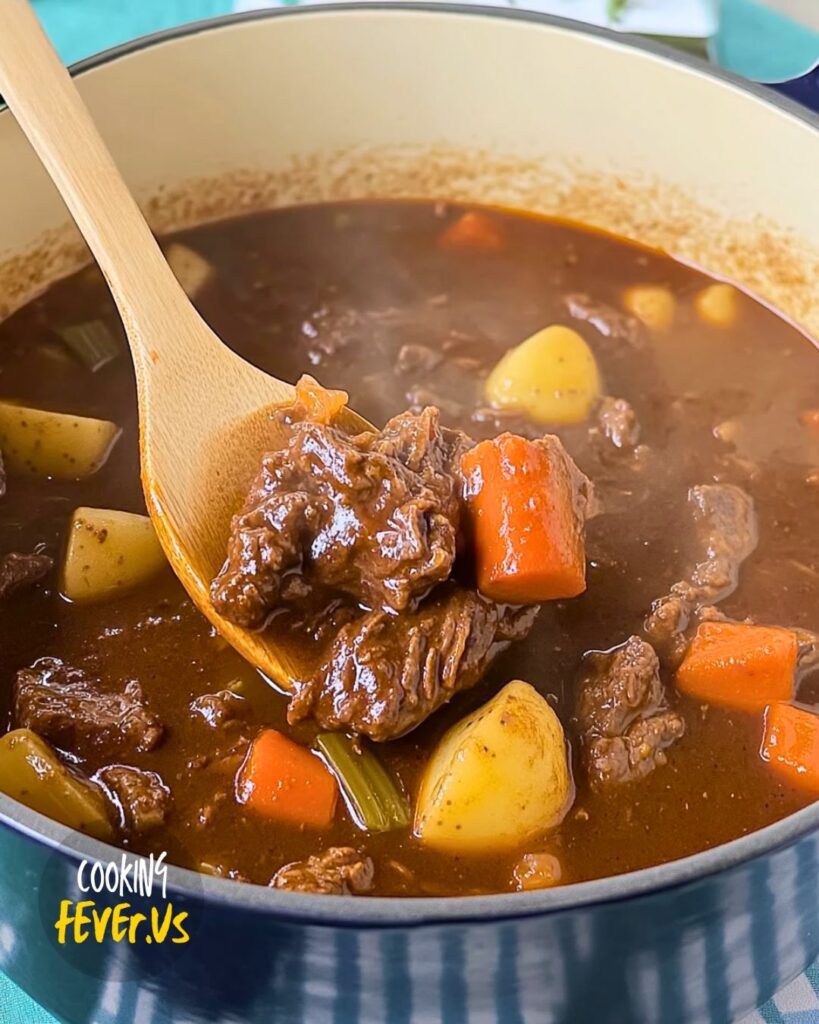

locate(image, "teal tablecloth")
(1, 2), (817, 1022)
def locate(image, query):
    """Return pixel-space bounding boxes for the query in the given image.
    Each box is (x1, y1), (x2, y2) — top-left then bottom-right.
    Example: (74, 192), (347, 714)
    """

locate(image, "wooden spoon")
(0, 0), (370, 690)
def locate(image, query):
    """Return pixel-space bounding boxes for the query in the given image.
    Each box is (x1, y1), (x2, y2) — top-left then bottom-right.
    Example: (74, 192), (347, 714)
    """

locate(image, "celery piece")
(59, 320), (119, 371)
(317, 733), (410, 833)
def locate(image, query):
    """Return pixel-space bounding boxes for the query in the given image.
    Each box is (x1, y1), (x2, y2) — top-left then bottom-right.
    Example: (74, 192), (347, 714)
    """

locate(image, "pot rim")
(1, 1), (818, 927)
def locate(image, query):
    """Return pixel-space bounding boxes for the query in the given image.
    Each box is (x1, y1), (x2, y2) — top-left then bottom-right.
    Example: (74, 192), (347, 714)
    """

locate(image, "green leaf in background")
(607, 0), (630, 22)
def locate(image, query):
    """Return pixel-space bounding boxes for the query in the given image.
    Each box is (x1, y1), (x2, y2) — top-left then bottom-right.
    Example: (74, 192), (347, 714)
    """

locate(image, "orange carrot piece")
(236, 729), (338, 827)
(676, 622), (797, 711)
(799, 409), (819, 433)
(761, 702), (819, 793)
(439, 211), (504, 252)
(461, 434), (586, 603)
(295, 374), (348, 424)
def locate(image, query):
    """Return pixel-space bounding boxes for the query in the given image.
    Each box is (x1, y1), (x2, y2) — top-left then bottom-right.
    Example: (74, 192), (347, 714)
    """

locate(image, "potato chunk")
(0, 402), (120, 479)
(485, 325), (600, 425)
(623, 284), (676, 332)
(695, 283), (740, 328)
(0, 729), (113, 840)
(62, 507), (166, 604)
(414, 681), (572, 852)
(165, 243), (214, 297)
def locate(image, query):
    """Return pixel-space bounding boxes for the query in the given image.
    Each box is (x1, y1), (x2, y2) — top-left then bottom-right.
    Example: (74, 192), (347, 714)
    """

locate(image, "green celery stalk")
(59, 320), (119, 371)
(317, 733), (410, 833)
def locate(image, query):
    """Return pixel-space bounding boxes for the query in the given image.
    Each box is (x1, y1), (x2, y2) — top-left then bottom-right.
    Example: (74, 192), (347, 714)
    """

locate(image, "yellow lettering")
(74, 901), (94, 944)
(57, 895), (190, 947)
(151, 904), (173, 944)
(111, 903), (131, 943)
(92, 906), (112, 943)
(171, 910), (190, 944)
(128, 912), (147, 944)
(54, 900), (75, 945)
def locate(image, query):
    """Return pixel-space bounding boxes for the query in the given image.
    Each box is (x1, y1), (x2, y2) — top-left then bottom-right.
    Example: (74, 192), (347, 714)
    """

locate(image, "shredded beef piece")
(595, 397), (640, 450)
(645, 588), (696, 662)
(687, 484), (758, 592)
(300, 305), (365, 364)
(190, 690), (246, 728)
(404, 385), (465, 421)
(289, 587), (539, 741)
(578, 636), (662, 737)
(95, 765), (170, 834)
(396, 343), (443, 374)
(14, 658), (164, 759)
(211, 405), (472, 627)
(271, 847), (374, 894)
(0, 551), (52, 600)
(564, 293), (645, 347)
(586, 713), (686, 788)
(577, 636), (684, 788)
(645, 484), (757, 653)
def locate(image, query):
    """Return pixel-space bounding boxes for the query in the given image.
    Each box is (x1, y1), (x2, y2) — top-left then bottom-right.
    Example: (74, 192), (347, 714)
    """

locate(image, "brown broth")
(1, 200), (818, 895)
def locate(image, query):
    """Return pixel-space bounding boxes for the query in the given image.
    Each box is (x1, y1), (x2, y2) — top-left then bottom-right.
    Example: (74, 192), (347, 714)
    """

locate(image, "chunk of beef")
(577, 636), (684, 788)
(289, 586), (539, 741)
(645, 484), (757, 653)
(579, 636), (662, 737)
(586, 713), (686, 788)
(696, 604), (733, 625)
(396, 343), (443, 374)
(299, 305), (365, 364)
(0, 450), (5, 498)
(404, 385), (465, 421)
(190, 689), (246, 728)
(14, 658), (164, 759)
(211, 405), (472, 627)
(95, 765), (170, 834)
(271, 847), (374, 895)
(687, 484), (758, 593)
(595, 397), (640, 450)
(564, 293), (645, 347)
(0, 551), (52, 600)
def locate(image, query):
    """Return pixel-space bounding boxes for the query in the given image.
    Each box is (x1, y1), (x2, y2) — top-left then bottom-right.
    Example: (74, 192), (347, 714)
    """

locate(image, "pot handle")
(766, 63), (819, 115)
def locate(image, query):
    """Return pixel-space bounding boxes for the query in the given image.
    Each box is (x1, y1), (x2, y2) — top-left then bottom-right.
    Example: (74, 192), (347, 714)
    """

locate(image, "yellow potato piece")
(414, 681), (572, 852)
(62, 507), (167, 604)
(484, 325), (601, 425)
(623, 284), (676, 332)
(0, 402), (120, 479)
(695, 283), (740, 328)
(0, 729), (114, 841)
(165, 243), (214, 297)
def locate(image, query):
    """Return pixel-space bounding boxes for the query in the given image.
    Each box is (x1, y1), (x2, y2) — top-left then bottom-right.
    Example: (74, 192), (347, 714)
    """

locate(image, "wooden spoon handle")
(0, 0), (193, 367)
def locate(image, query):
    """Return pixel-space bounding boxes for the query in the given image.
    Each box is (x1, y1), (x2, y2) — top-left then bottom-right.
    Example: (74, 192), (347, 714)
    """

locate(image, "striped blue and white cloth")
(2, 921), (819, 1022)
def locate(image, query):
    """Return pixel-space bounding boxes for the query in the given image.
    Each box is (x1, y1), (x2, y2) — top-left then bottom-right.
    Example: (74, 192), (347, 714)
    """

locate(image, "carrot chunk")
(295, 374), (348, 424)
(676, 622), (797, 711)
(461, 434), (586, 603)
(799, 408), (819, 433)
(439, 211), (504, 252)
(236, 729), (338, 827)
(761, 703), (819, 792)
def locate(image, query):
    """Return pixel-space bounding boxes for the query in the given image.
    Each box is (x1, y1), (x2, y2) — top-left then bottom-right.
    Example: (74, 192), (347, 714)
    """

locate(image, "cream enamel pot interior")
(0, 7), (818, 1024)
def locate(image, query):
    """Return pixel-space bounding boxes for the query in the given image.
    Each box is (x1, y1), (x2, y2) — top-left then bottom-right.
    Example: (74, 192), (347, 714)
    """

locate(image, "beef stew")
(1, 200), (817, 895)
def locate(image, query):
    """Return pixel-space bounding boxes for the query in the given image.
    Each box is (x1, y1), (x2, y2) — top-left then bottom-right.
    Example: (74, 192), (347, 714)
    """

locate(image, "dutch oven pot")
(0, 7), (818, 1023)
